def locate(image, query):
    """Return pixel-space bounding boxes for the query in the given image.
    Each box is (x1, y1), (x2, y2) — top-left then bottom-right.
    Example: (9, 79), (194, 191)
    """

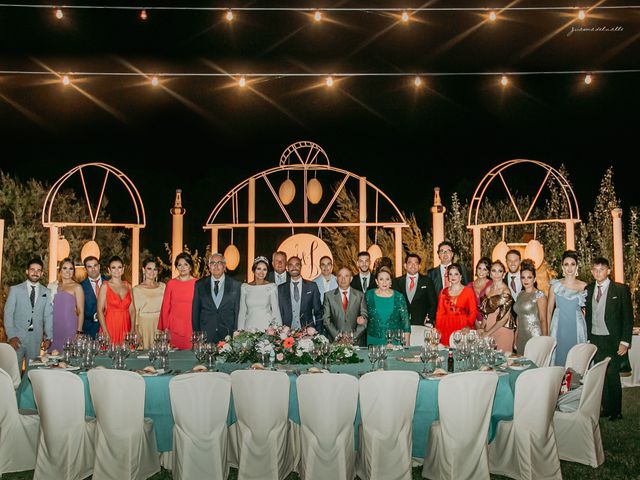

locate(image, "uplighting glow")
(151, 76), (159, 87)
(325, 76), (334, 87)
(414, 76), (422, 86)
(225, 9), (234, 22)
(62, 75), (70, 85)
(489, 11), (497, 22)
(500, 75), (509, 86)
(239, 76), (246, 87)
(314, 10), (322, 22)
(578, 10), (586, 20)
(401, 11), (409, 22)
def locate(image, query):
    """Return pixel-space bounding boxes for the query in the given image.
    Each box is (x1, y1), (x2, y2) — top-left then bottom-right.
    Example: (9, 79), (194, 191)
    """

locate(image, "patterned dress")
(365, 290), (410, 345)
(513, 289), (545, 354)
(436, 286), (478, 347)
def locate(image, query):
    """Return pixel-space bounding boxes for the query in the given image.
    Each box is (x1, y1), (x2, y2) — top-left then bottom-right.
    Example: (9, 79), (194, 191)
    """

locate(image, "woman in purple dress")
(50, 258), (85, 352)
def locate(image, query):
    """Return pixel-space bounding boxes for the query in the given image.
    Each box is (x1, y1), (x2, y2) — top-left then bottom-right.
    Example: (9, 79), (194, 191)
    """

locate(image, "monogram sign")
(278, 234), (333, 280)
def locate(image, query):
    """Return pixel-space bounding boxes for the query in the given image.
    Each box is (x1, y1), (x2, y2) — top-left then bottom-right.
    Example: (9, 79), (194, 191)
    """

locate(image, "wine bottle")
(447, 349), (454, 373)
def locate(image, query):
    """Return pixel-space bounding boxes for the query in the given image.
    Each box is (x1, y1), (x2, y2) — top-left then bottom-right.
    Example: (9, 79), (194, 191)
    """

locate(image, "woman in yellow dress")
(132, 258), (166, 349)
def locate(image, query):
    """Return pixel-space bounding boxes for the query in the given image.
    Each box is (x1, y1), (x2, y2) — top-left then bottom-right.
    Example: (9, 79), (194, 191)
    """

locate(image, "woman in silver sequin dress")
(513, 260), (548, 354)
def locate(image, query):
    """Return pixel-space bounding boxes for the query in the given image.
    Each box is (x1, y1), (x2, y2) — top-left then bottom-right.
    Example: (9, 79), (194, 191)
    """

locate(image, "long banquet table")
(16, 348), (532, 459)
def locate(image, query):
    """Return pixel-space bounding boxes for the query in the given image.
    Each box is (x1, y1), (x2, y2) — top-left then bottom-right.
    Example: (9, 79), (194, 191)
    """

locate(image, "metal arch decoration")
(41, 162), (146, 284)
(466, 159), (581, 270)
(205, 141), (408, 281)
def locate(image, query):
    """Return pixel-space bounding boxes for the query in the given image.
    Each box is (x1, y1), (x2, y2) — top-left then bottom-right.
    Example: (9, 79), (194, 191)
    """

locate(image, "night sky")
(1, 1), (638, 259)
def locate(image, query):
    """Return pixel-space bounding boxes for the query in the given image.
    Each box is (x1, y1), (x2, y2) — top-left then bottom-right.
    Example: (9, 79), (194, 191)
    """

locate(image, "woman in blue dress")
(547, 250), (588, 366)
(365, 266), (410, 346)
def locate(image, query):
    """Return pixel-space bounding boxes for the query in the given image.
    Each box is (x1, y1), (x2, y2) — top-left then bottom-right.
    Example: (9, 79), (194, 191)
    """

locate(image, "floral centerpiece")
(216, 325), (362, 365)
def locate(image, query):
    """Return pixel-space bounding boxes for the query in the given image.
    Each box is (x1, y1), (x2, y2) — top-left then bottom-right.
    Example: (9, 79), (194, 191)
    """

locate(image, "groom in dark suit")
(585, 257), (633, 421)
(394, 253), (437, 326)
(278, 256), (323, 333)
(192, 252), (241, 343)
(80, 256), (109, 339)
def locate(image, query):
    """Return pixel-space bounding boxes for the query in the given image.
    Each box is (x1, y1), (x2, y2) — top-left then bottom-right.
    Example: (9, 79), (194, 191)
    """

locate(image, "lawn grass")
(4, 387), (639, 480)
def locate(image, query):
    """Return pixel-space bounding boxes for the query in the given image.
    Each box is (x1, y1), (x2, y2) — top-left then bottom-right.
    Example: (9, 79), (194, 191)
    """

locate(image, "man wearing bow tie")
(394, 253), (437, 326)
(4, 258), (53, 368)
(585, 257), (633, 421)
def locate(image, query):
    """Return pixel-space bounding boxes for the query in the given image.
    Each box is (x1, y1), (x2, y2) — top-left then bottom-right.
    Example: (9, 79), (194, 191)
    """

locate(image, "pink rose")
(233, 330), (241, 337)
(306, 326), (317, 336)
(276, 353), (284, 362)
(266, 327), (276, 336)
(281, 325), (290, 334)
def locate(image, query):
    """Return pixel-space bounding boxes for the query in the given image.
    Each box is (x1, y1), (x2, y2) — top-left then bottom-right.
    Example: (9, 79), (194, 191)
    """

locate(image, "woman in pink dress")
(159, 252), (196, 350)
(97, 256), (135, 344)
(468, 256), (492, 328)
(435, 263), (477, 346)
(478, 260), (515, 353)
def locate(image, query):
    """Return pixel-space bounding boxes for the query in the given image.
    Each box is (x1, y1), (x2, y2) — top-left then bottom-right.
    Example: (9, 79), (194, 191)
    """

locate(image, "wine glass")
(386, 329), (394, 346)
(309, 346), (319, 367)
(368, 345), (378, 371)
(420, 345), (431, 374)
(395, 329), (404, 348)
(430, 328), (442, 346)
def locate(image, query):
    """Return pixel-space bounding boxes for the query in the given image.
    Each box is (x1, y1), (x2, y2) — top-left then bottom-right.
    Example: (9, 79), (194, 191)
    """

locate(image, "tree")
(586, 166), (619, 262)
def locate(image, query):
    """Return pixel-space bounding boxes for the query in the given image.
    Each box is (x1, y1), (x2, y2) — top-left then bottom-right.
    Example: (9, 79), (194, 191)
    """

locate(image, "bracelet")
(76, 330), (83, 334)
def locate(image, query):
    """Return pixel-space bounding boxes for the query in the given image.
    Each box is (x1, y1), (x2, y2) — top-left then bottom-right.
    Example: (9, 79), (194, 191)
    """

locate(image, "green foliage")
(625, 207), (640, 324)
(586, 166), (619, 262)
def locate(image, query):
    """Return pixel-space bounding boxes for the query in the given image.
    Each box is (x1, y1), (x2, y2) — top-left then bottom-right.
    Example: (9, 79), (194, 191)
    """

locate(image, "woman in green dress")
(365, 266), (410, 345)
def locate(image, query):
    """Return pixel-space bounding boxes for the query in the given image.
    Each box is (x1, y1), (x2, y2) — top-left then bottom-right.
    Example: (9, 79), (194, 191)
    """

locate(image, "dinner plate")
(38, 365), (80, 371)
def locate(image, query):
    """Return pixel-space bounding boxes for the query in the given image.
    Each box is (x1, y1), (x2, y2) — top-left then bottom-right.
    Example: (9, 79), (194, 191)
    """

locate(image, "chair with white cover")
(87, 369), (160, 480)
(488, 366), (564, 480)
(169, 372), (232, 480)
(554, 357), (610, 467)
(230, 370), (295, 480)
(29, 369), (96, 480)
(0, 343), (21, 389)
(358, 370), (419, 480)
(0, 368), (39, 476)
(297, 373), (359, 480)
(423, 371), (499, 480)
(410, 326), (428, 347)
(565, 343), (598, 376)
(523, 336), (557, 367)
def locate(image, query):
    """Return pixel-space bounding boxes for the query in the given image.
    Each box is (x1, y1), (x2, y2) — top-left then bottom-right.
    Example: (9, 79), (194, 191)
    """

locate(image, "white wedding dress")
(237, 283), (282, 331)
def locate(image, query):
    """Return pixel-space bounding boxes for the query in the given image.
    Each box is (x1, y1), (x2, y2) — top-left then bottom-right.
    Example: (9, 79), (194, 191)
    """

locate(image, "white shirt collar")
(596, 278), (610, 289)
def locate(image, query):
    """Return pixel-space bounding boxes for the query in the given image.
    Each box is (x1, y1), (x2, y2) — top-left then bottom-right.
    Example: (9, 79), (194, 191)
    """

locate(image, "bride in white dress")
(237, 256), (282, 330)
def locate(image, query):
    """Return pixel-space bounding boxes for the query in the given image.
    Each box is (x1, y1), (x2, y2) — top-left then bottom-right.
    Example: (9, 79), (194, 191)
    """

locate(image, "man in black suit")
(394, 253), (437, 326)
(266, 250), (290, 285)
(278, 256), (323, 333)
(192, 252), (241, 343)
(427, 241), (471, 295)
(585, 257), (633, 421)
(350, 251), (376, 292)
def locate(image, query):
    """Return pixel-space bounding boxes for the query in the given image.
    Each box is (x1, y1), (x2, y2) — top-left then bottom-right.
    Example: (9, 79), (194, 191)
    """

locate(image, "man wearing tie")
(79, 256), (109, 338)
(192, 253), (241, 343)
(278, 256), (323, 333)
(323, 267), (368, 345)
(4, 258), (53, 367)
(266, 251), (290, 286)
(505, 249), (522, 299)
(350, 251), (375, 292)
(394, 253), (437, 326)
(427, 241), (470, 295)
(585, 257), (633, 421)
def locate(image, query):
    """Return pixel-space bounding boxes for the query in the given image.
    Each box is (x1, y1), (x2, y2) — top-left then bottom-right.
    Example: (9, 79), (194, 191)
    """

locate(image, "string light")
(225, 9), (234, 22)
(584, 74), (592, 85)
(401, 11), (409, 22)
(239, 76), (246, 87)
(325, 76), (334, 87)
(54, 8), (63, 19)
(139, 9), (147, 20)
(489, 11), (497, 22)
(62, 74), (70, 85)
(500, 75), (509, 86)
(578, 9), (586, 20)
(151, 76), (159, 86)
(314, 10), (322, 22)
(414, 76), (422, 86)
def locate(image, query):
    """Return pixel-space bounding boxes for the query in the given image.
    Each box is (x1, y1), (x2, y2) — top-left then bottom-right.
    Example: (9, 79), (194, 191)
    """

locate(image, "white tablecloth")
(622, 334), (640, 388)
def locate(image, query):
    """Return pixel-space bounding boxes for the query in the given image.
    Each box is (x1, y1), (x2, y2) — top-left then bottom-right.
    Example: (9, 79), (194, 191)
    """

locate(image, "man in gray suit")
(323, 267), (368, 345)
(192, 252), (241, 343)
(4, 258), (53, 368)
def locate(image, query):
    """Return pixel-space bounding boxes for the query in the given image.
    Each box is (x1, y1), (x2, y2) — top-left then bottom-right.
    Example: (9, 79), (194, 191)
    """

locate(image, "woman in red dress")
(158, 252), (197, 350)
(96, 256), (135, 344)
(436, 263), (477, 346)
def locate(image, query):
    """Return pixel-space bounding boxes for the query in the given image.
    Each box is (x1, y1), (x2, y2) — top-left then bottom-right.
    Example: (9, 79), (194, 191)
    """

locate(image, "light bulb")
(151, 76), (159, 87)
(401, 11), (409, 22)
(314, 10), (322, 22)
(578, 10), (586, 20)
(55, 8), (63, 19)
(140, 9), (148, 21)
(326, 76), (334, 87)
(414, 76), (422, 86)
(584, 74), (592, 85)
(239, 76), (246, 87)
(62, 75), (70, 86)
(489, 11), (497, 22)
(500, 75), (509, 86)
(225, 9), (234, 22)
